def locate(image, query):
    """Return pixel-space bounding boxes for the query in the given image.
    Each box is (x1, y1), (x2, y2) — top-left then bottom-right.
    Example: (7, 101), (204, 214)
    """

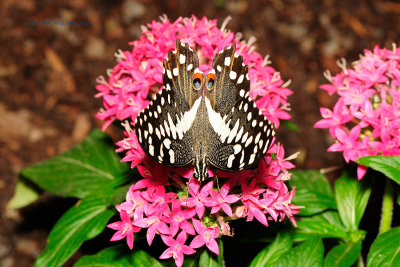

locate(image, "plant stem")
(218, 238), (224, 266)
(379, 178), (394, 234)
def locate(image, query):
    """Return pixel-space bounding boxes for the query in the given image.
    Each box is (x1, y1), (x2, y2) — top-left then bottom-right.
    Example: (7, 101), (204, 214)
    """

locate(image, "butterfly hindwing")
(134, 40), (201, 167)
(205, 43), (275, 171)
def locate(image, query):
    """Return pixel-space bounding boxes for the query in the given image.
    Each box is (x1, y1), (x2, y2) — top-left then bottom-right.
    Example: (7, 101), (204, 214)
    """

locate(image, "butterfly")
(134, 40), (275, 181)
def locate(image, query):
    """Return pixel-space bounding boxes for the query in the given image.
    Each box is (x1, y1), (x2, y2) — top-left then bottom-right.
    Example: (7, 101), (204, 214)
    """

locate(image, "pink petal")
(190, 235), (205, 249)
(206, 238), (220, 255)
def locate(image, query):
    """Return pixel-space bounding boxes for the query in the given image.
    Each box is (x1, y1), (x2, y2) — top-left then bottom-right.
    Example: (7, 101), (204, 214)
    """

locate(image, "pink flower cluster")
(99, 15), (298, 266)
(108, 139), (298, 266)
(315, 44), (400, 179)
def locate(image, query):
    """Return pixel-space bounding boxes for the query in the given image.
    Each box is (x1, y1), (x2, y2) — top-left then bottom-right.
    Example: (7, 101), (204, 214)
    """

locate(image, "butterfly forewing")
(205, 43), (275, 171)
(134, 40), (202, 167)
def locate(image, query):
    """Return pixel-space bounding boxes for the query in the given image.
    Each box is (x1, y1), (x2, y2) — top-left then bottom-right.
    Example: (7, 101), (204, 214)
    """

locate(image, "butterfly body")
(135, 40), (275, 181)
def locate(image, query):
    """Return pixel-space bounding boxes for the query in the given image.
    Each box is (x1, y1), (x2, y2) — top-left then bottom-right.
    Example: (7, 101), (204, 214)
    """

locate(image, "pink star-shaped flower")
(209, 184), (240, 217)
(107, 210), (141, 249)
(133, 214), (170, 245)
(190, 219), (220, 255)
(160, 231), (196, 267)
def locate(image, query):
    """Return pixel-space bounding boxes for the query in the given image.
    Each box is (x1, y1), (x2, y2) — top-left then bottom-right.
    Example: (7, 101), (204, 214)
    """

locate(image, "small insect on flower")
(134, 40), (275, 181)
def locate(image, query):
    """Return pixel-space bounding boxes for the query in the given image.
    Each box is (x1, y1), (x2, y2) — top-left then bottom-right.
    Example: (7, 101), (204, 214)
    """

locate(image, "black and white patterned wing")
(205, 43), (275, 171)
(134, 40), (201, 167)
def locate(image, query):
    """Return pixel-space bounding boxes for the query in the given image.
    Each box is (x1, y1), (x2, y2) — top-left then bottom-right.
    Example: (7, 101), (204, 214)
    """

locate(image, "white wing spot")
(160, 125), (165, 136)
(233, 144), (242, 154)
(217, 65), (222, 72)
(252, 120), (257, 127)
(169, 150), (175, 163)
(179, 54), (186, 64)
(149, 144), (154, 156)
(241, 132), (248, 143)
(237, 74), (244, 84)
(227, 154), (235, 168)
(138, 130), (142, 143)
(161, 97), (165, 105)
(148, 123), (153, 134)
(167, 113), (177, 139)
(187, 63), (193, 71)
(247, 112), (252, 121)
(255, 132), (261, 143)
(167, 69), (172, 79)
(239, 89), (245, 97)
(235, 126), (244, 142)
(148, 136), (152, 145)
(144, 130), (148, 138)
(244, 103), (248, 112)
(259, 140), (263, 148)
(163, 138), (171, 149)
(164, 120), (170, 136)
(248, 153), (256, 165)
(155, 128), (161, 139)
(157, 105), (161, 113)
(267, 129), (271, 136)
(225, 57), (231, 66)
(246, 73), (249, 80)
(227, 119), (240, 143)
(239, 101), (243, 110)
(245, 135), (253, 147)
(230, 71), (237, 80)
(263, 141), (269, 153)
(173, 67), (178, 76)
(259, 121), (263, 127)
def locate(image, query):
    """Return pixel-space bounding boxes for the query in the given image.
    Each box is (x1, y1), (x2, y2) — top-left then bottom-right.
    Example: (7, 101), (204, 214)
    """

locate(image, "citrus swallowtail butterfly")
(135, 40), (275, 181)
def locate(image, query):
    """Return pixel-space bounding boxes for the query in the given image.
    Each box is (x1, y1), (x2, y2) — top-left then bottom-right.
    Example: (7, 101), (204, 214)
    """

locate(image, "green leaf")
(367, 227), (400, 267)
(8, 178), (41, 209)
(334, 171), (371, 231)
(324, 241), (361, 267)
(295, 220), (347, 240)
(357, 156), (400, 185)
(35, 196), (115, 267)
(249, 232), (293, 267)
(270, 236), (324, 267)
(199, 249), (221, 267)
(75, 245), (163, 267)
(21, 130), (132, 199)
(290, 170), (336, 215)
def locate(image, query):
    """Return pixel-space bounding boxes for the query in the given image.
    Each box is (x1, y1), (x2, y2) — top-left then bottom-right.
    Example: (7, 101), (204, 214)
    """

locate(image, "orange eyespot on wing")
(193, 72), (203, 91)
(206, 72), (215, 90)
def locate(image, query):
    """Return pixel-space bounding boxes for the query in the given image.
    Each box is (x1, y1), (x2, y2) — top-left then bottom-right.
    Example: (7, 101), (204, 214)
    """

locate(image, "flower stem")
(218, 238), (224, 266)
(379, 178), (394, 234)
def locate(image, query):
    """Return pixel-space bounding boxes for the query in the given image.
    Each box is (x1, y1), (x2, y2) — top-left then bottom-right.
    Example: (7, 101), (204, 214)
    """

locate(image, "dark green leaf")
(324, 241), (361, 267)
(357, 156), (400, 185)
(8, 178), (41, 209)
(199, 249), (221, 267)
(290, 170), (336, 215)
(367, 227), (400, 267)
(270, 236), (324, 267)
(34, 196), (115, 267)
(21, 130), (132, 199)
(249, 232), (293, 267)
(334, 172), (371, 231)
(75, 245), (163, 267)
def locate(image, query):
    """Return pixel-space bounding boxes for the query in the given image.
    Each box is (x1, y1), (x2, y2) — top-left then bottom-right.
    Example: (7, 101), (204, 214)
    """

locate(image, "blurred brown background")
(1, 0), (399, 265)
